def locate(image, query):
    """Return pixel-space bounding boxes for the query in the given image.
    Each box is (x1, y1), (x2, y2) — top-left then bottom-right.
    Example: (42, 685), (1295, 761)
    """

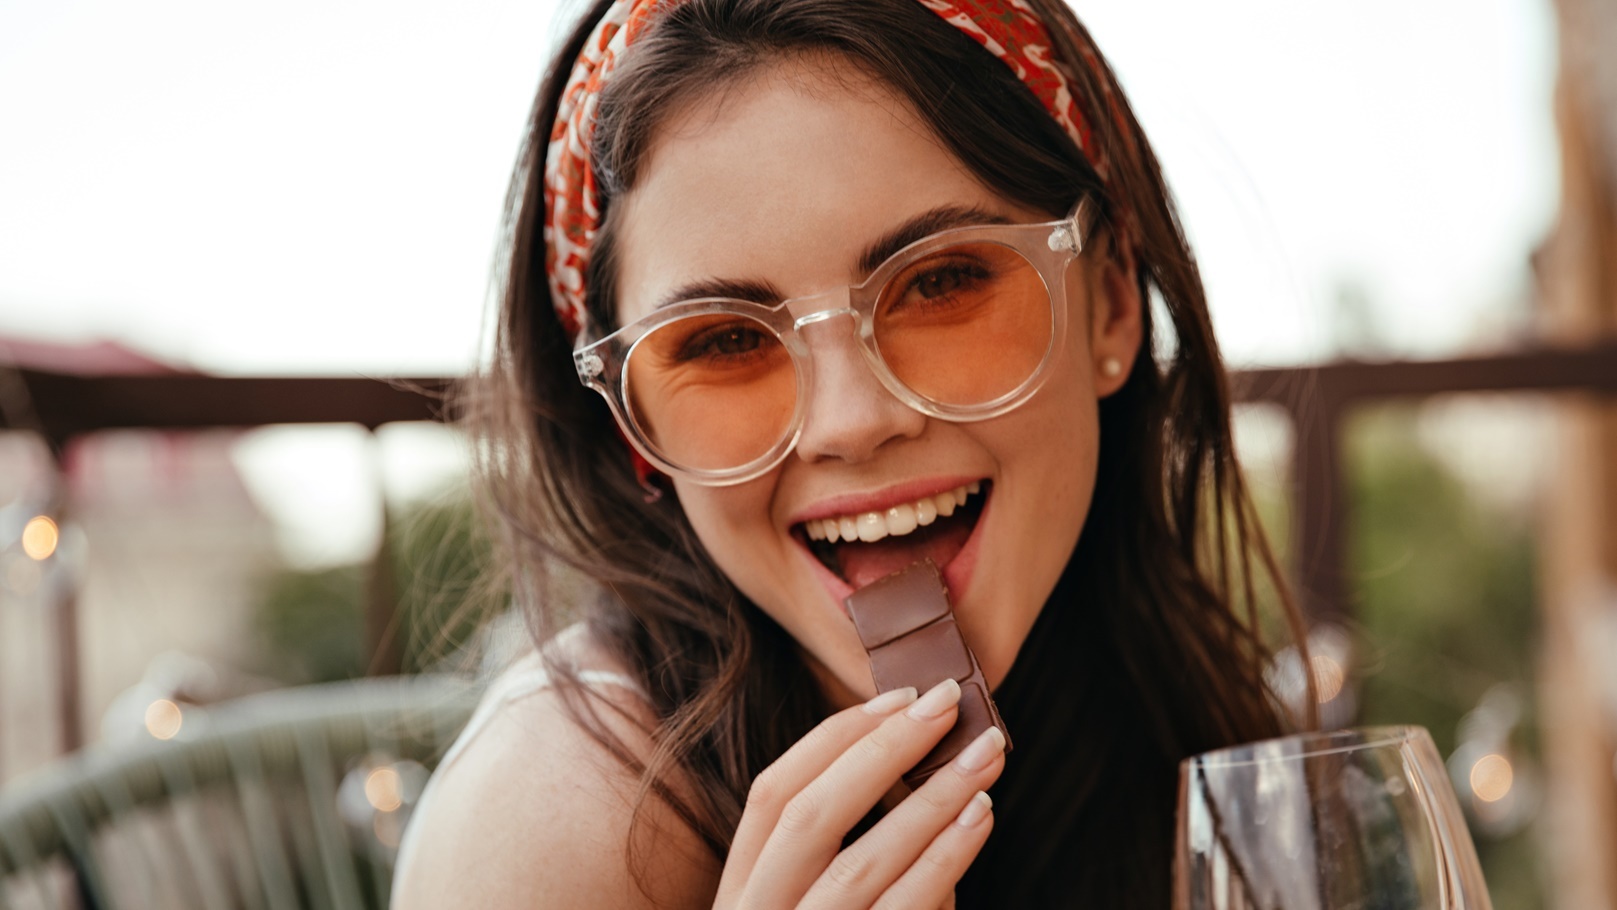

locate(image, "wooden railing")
(1232, 340), (1617, 628)
(4, 341), (1617, 761)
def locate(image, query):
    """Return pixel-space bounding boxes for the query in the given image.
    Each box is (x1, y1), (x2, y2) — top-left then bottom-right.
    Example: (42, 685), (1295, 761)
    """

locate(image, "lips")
(795, 481), (988, 591)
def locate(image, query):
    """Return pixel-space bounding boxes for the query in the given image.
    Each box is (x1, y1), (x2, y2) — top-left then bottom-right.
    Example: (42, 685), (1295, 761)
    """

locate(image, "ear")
(1087, 235), (1144, 398)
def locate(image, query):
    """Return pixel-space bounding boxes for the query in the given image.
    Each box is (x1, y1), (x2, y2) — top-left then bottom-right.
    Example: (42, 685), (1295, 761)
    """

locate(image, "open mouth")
(795, 481), (988, 590)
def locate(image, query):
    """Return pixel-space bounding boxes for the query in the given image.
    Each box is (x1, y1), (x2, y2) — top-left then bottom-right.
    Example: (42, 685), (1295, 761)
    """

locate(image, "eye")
(887, 255), (994, 314)
(676, 321), (771, 362)
(910, 262), (990, 299)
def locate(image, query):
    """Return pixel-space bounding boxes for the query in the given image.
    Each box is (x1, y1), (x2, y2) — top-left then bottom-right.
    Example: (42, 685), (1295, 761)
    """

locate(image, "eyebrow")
(653, 204), (1012, 310)
(857, 205), (1012, 275)
(656, 276), (786, 310)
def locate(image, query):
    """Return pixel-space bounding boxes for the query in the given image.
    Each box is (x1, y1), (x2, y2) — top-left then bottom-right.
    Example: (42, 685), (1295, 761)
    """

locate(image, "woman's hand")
(713, 678), (1006, 909)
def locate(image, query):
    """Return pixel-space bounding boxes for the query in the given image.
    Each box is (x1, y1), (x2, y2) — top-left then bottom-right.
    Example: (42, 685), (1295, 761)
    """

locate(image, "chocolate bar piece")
(844, 559), (1011, 788)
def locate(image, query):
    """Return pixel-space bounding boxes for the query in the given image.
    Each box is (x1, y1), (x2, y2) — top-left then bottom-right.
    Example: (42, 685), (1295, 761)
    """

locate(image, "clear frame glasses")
(574, 198), (1098, 485)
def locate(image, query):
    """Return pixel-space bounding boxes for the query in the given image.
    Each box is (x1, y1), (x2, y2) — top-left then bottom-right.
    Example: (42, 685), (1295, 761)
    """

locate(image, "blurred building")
(0, 338), (278, 785)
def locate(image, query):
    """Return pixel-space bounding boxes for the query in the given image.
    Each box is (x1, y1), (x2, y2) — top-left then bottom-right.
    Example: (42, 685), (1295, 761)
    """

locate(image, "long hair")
(461, 0), (1307, 905)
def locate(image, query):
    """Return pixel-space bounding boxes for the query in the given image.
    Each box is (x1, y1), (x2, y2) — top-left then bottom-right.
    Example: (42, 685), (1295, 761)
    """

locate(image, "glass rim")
(1184, 725), (1425, 770)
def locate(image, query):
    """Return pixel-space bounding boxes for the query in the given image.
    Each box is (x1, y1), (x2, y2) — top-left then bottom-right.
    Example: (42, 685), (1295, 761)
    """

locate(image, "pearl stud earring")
(1101, 357), (1123, 378)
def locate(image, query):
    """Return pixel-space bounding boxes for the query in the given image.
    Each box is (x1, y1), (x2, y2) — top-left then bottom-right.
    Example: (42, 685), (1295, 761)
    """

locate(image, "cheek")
(957, 345), (1102, 685)
(1021, 372), (1099, 552)
(1050, 275), (1104, 501)
(1010, 293), (1101, 486)
(670, 482), (767, 580)
(672, 478), (873, 699)
(1041, 349), (1102, 525)
(669, 478), (798, 617)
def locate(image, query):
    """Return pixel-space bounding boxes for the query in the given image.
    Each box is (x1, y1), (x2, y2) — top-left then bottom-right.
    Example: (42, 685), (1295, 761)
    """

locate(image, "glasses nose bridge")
(787, 286), (858, 335)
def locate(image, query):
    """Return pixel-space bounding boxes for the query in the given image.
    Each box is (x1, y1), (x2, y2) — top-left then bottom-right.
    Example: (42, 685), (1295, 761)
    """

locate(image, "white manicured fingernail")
(953, 727), (1006, 773)
(862, 687), (918, 715)
(906, 679), (961, 720)
(955, 791), (992, 828)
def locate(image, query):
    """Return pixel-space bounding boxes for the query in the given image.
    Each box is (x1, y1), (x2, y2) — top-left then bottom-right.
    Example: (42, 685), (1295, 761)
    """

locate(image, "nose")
(792, 312), (926, 465)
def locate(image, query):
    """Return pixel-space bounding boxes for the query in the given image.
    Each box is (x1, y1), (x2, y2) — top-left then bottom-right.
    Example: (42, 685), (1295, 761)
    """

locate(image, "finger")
(715, 685), (919, 905)
(742, 679), (963, 907)
(798, 726), (1006, 909)
(871, 791), (994, 910)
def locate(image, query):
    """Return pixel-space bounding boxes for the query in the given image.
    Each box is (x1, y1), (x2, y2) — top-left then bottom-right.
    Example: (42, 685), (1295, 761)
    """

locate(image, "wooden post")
(1537, 1), (1617, 905)
(53, 573), (84, 755)
(366, 434), (403, 677)
(37, 449), (84, 758)
(1289, 390), (1348, 632)
(43, 469), (84, 757)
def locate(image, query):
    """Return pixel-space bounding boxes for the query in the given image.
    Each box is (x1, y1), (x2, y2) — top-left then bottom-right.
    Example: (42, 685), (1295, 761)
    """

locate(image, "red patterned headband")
(543, 0), (1114, 341)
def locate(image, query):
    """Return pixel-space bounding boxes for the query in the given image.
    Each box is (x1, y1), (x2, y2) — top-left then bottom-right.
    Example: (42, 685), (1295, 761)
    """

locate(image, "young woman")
(394, 0), (1304, 906)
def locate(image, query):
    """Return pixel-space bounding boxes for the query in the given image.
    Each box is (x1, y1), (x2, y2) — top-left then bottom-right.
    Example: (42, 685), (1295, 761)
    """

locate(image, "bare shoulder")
(392, 631), (721, 909)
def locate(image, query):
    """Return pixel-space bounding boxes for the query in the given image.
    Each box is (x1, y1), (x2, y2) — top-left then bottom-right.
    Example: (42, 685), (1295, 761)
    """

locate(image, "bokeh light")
(365, 766), (404, 813)
(144, 699), (183, 740)
(1470, 753), (1515, 803)
(1311, 653), (1346, 704)
(21, 515), (59, 561)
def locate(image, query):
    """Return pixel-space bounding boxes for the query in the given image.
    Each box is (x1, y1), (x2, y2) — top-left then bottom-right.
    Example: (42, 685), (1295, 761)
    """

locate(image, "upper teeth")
(804, 481), (981, 544)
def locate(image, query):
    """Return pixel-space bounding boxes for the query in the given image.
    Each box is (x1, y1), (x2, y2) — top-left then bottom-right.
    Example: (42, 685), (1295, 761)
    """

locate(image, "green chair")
(0, 676), (479, 910)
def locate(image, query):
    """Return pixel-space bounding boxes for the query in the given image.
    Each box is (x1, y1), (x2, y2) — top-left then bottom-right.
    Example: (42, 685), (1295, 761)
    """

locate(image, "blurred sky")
(0, 0), (1562, 564)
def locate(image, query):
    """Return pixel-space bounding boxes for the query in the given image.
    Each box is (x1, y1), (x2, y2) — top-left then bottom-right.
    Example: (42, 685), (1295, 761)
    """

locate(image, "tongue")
(836, 518), (976, 590)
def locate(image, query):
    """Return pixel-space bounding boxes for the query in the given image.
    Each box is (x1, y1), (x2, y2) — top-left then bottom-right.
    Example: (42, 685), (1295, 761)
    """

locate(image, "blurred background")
(1, 0), (1614, 906)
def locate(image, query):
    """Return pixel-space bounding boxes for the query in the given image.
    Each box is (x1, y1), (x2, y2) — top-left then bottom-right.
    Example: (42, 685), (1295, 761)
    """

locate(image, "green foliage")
(389, 491), (507, 673)
(252, 489), (506, 683)
(1345, 406), (1542, 909)
(254, 563), (368, 683)
(1347, 408), (1537, 754)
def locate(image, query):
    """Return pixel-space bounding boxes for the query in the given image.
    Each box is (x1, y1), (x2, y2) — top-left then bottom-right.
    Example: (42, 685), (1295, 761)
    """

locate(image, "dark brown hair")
(463, 0), (1307, 905)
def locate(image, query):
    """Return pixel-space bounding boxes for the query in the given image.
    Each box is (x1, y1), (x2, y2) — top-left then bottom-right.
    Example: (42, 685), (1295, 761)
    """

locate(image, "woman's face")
(612, 58), (1139, 706)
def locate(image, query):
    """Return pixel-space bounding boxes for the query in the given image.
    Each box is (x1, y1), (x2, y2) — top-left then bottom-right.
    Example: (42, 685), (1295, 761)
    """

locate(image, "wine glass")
(1174, 726), (1492, 909)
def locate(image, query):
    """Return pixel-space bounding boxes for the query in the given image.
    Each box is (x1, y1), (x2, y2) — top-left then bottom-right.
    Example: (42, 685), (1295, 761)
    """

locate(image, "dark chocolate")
(843, 559), (1011, 788)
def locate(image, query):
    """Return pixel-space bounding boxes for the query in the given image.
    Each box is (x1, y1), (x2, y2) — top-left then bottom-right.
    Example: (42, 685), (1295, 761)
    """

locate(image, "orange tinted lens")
(625, 313), (796, 472)
(873, 242), (1051, 406)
